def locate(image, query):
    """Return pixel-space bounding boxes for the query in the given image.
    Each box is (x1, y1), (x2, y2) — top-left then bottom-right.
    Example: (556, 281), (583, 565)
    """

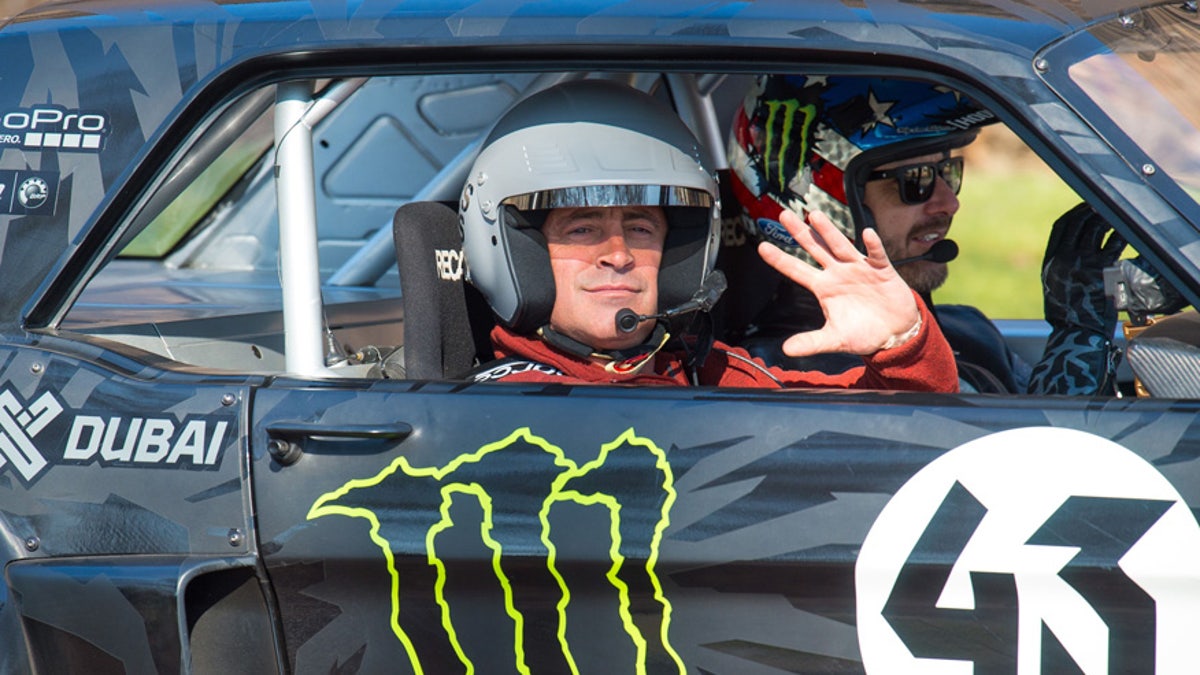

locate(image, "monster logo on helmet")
(727, 74), (996, 257)
(460, 80), (722, 335)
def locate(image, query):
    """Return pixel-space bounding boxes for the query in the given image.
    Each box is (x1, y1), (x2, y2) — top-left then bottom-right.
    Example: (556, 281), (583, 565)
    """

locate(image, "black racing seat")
(392, 201), (494, 379)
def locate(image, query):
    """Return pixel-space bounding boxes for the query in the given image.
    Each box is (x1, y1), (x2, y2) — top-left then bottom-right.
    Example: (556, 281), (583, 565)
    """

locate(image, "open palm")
(757, 209), (921, 357)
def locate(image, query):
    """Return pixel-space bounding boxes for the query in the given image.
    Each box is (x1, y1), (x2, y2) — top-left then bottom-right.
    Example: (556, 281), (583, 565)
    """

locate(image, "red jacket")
(477, 292), (958, 392)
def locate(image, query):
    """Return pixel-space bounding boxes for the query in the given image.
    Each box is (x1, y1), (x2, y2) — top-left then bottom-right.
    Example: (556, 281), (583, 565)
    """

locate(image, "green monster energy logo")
(761, 99), (817, 194)
(308, 427), (683, 674)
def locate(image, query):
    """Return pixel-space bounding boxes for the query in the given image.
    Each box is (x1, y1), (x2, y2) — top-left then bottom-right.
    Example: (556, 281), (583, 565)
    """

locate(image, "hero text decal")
(309, 426), (684, 675)
(856, 427), (1200, 674)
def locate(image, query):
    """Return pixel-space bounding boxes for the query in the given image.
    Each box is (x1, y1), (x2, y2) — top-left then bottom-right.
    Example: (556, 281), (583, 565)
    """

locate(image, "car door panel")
(252, 381), (1200, 673)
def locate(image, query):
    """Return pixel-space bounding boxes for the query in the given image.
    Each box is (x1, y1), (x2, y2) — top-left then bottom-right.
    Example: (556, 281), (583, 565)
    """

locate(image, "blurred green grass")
(932, 165), (1081, 319)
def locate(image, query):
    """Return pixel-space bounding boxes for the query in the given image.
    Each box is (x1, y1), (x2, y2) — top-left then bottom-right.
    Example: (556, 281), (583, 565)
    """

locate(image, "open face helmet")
(460, 79), (721, 334)
(727, 74), (996, 256)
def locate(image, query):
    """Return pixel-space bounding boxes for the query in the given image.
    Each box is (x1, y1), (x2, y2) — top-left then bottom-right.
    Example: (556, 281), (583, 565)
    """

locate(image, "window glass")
(120, 113), (273, 258)
(62, 74), (536, 375)
(1066, 5), (1200, 205)
(54, 69), (1172, 398)
(939, 123), (1079, 319)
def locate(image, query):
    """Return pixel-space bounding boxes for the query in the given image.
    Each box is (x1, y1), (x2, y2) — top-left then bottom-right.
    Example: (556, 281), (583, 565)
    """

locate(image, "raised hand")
(756, 209), (921, 357)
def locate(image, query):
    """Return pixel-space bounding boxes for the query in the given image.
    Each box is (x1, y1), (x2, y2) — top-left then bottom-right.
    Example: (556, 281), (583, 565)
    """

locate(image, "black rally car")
(2, 0), (1200, 672)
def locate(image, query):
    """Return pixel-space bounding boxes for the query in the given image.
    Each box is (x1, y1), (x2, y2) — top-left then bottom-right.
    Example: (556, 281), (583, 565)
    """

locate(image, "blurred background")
(949, 126), (1078, 319)
(0, 0), (44, 21)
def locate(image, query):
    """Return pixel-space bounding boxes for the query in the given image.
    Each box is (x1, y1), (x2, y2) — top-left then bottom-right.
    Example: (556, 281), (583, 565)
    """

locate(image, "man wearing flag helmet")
(722, 74), (1126, 394)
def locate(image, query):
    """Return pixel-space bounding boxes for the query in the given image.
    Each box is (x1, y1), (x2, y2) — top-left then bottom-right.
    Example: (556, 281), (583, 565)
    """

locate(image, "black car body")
(1, 0), (1200, 672)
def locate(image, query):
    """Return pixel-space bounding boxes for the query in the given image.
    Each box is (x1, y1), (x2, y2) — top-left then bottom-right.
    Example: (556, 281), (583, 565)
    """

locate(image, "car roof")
(0, 0), (1114, 56)
(0, 0), (1161, 331)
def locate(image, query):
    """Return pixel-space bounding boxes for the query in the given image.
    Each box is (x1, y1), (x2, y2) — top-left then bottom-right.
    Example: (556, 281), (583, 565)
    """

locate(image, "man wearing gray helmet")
(457, 79), (957, 391)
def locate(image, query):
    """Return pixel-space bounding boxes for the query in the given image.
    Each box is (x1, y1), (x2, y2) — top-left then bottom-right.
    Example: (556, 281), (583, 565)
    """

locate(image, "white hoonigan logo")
(856, 427), (1200, 674)
(0, 389), (62, 482)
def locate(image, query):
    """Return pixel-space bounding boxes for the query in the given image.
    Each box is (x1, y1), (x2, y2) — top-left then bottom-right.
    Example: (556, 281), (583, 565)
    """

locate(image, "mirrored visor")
(502, 185), (713, 211)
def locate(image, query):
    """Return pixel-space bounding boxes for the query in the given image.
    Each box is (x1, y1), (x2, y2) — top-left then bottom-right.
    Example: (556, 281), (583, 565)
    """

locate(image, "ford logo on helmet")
(755, 217), (798, 248)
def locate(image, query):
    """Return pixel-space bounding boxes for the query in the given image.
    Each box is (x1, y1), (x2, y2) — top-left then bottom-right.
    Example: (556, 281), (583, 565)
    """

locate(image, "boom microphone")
(892, 239), (959, 266)
(615, 270), (728, 334)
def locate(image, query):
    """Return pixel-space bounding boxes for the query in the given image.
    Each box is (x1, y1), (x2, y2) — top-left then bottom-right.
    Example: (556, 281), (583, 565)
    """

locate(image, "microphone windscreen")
(615, 308), (641, 334)
(929, 239), (959, 263)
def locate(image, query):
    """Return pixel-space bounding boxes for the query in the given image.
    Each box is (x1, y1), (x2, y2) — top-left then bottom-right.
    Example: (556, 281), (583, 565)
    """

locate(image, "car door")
(250, 379), (1200, 674)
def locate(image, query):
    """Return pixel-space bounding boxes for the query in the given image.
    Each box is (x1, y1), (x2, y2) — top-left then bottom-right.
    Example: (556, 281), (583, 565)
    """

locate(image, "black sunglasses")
(866, 156), (964, 204)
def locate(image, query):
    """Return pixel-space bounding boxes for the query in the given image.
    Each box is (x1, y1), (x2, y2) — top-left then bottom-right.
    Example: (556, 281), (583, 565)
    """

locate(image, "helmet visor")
(502, 184), (713, 211)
